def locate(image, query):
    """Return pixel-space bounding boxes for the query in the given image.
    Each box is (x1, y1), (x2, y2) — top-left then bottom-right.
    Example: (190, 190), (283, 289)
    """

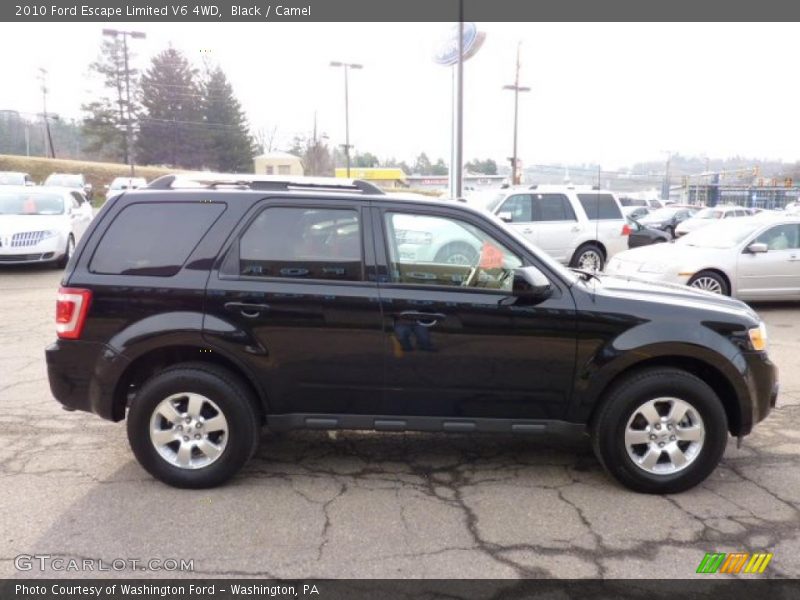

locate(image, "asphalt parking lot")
(1, 266), (798, 579)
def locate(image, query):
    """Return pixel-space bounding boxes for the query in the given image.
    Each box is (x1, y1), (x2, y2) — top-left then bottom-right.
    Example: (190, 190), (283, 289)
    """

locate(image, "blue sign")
(434, 23), (484, 66)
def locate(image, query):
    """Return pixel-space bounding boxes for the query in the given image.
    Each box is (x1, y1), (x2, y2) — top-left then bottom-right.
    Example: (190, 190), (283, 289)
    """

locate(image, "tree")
(413, 152), (432, 175)
(381, 157), (412, 175)
(202, 65), (256, 172)
(431, 158), (448, 176)
(352, 152), (379, 168)
(81, 37), (139, 162)
(136, 48), (205, 169)
(288, 135), (334, 176)
(466, 158), (498, 175)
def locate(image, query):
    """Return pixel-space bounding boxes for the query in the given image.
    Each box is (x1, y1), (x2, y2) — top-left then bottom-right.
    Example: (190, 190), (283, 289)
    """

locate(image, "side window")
(90, 202), (225, 276)
(70, 193), (82, 209)
(755, 224), (800, 251)
(239, 207), (362, 281)
(498, 194), (531, 222)
(384, 212), (522, 291)
(533, 193), (576, 222)
(577, 193), (623, 220)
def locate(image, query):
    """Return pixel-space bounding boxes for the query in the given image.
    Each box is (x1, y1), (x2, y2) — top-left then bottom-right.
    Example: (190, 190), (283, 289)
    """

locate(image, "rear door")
(737, 223), (800, 299)
(530, 193), (581, 263)
(203, 198), (386, 415)
(576, 192), (626, 258)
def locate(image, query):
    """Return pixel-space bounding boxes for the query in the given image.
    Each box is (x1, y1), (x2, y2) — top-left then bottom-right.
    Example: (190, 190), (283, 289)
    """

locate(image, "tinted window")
(239, 207), (362, 281)
(90, 202), (225, 276)
(498, 194), (531, 222)
(533, 193), (576, 222)
(577, 193), (622, 220)
(755, 224), (800, 250)
(384, 212), (522, 290)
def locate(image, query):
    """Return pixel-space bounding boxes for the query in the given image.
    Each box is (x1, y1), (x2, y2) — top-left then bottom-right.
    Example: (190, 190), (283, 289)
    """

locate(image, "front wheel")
(127, 362), (260, 488)
(688, 270), (730, 296)
(591, 368), (728, 494)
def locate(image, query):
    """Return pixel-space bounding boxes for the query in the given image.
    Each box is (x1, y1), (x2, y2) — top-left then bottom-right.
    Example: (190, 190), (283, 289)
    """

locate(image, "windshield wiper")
(570, 268), (602, 282)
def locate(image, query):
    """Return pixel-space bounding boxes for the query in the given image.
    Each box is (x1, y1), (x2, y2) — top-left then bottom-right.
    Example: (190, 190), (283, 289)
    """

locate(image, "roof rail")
(146, 174), (385, 195)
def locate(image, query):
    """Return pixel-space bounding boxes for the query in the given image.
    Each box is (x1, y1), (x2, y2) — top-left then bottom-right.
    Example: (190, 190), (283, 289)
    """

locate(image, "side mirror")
(511, 266), (553, 301)
(498, 211), (513, 223)
(747, 242), (768, 254)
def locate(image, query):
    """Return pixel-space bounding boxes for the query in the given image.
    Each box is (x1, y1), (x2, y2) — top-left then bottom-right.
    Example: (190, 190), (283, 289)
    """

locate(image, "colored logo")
(696, 552), (773, 574)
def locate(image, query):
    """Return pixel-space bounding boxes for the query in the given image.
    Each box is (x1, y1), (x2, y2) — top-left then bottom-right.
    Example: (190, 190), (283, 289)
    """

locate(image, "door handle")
(224, 302), (271, 318)
(398, 311), (446, 328)
(571, 225), (581, 232)
(522, 228), (533, 234)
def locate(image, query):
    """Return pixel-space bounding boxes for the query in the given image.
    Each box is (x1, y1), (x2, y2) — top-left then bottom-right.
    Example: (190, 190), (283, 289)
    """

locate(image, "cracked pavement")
(1, 267), (799, 579)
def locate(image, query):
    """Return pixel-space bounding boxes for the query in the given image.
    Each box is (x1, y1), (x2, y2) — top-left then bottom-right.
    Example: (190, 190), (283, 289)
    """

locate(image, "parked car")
(105, 177), (147, 201)
(0, 171), (35, 186)
(44, 172), (93, 201)
(622, 205), (650, 221)
(0, 186), (93, 267)
(637, 205), (697, 238)
(490, 185), (628, 271)
(620, 196), (663, 210)
(606, 215), (800, 299)
(674, 205), (752, 238)
(45, 174), (777, 494)
(626, 216), (670, 249)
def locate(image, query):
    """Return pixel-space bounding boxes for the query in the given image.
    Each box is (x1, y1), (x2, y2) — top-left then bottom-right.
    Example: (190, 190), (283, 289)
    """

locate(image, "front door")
(738, 223), (800, 299)
(374, 205), (578, 420)
(203, 200), (386, 415)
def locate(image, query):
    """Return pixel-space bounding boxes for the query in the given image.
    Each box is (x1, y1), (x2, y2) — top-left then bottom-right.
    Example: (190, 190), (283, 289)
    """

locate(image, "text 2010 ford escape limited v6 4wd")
(46, 175), (778, 493)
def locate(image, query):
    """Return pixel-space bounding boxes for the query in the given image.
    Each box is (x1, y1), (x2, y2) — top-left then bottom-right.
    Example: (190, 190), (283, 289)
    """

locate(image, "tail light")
(56, 287), (92, 340)
(621, 223), (632, 236)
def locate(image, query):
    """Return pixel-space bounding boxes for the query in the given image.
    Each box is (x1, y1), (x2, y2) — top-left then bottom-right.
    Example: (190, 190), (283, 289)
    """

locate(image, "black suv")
(46, 175), (778, 493)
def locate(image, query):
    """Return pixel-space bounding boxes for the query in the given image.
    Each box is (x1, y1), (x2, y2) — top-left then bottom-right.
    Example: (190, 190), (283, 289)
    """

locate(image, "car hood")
(676, 218), (714, 232)
(610, 242), (728, 265)
(594, 272), (757, 320)
(0, 214), (68, 233)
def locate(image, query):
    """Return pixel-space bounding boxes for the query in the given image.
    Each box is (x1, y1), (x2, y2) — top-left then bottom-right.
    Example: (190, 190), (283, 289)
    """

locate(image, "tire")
(55, 235), (74, 269)
(688, 270), (730, 296)
(591, 367), (728, 494)
(434, 241), (479, 266)
(665, 226), (675, 239)
(569, 243), (605, 271)
(127, 362), (260, 488)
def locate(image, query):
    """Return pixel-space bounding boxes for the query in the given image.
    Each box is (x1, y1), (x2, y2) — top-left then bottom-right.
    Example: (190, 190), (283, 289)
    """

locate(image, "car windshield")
(0, 173), (25, 185)
(485, 192), (508, 213)
(644, 207), (679, 219)
(676, 219), (761, 249)
(694, 208), (724, 220)
(45, 174), (82, 187)
(0, 192), (65, 215)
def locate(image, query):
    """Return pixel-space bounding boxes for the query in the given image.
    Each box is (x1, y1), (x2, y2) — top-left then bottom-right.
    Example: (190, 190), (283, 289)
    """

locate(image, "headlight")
(41, 229), (60, 239)
(395, 230), (432, 245)
(748, 322), (768, 352)
(639, 262), (667, 274)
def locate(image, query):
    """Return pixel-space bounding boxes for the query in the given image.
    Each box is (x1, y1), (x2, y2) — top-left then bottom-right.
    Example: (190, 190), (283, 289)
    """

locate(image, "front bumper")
(45, 339), (130, 421)
(0, 235), (65, 264)
(741, 350), (779, 434)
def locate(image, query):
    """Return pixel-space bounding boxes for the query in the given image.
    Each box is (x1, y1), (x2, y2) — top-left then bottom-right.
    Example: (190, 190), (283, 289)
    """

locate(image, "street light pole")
(503, 43), (530, 186)
(103, 28), (146, 177)
(330, 61), (362, 178)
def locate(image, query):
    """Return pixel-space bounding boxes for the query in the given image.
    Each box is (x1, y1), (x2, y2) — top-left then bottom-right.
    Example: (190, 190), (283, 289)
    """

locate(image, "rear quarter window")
(577, 193), (623, 220)
(89, 202), (225, 276)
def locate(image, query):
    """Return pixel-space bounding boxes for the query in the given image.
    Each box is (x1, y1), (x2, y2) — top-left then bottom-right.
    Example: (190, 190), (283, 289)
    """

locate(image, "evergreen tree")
(81, 37), (139, 162)
(202, 66), (256, 172)
(136, 48), (205, 169)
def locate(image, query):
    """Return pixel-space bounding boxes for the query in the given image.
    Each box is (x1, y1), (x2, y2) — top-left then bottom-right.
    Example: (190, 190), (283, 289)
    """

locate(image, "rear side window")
(533, 193), (576, 222)
(577, 193), (622, 220)
(239, 207), (363, 281)
(90, 202), (225, 276)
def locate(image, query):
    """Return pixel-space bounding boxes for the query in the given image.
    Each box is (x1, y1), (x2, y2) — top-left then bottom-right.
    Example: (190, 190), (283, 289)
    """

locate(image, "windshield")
(676, 219), (761, 249)
(45, 174), (82, 187)
(0, 192), (65, 215)
(694, 208), (723, 220)
(0, 173), (25, 185)
(485, 192), (507, 213)
(644, 207), (679, 220)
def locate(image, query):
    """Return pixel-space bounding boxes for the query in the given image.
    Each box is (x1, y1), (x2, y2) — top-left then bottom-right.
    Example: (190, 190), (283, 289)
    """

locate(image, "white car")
(0, 186), (93, 268)
(674, 205), (752, 237)
(106, 176), (147, 201)
(606, 215), (800, 300)
(489, 185), (628, 270)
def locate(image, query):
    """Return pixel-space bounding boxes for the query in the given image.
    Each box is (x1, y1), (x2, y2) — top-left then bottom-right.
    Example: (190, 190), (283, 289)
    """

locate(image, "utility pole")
(503, 43), (530, 185)
(661, 150), (672, 201)
(329, 61), (362, 178)
(103, 29), (146, 176)
(37, 68), (55, 158)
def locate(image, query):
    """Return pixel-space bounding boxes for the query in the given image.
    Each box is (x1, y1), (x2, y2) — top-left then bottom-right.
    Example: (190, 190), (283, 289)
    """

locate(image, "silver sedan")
(605, 215), (800, 300)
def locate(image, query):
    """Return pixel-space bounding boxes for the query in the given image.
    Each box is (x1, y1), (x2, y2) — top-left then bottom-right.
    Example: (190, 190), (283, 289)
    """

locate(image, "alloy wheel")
(690, 276), (724, 294)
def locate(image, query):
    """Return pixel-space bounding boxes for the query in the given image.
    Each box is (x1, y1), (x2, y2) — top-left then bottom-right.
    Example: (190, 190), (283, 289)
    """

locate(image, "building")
(405, 173), (507, 192)
(334, 167), (408, 189)
(253, 152), (304, 176)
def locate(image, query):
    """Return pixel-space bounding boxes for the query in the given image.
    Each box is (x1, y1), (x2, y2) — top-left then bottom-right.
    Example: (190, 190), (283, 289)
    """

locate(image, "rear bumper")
(45, 339), (129, 421)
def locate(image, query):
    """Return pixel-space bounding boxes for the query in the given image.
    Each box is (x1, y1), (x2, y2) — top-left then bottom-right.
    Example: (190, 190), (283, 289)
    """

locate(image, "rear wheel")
(591, 368), (728, 494)
(127, 362), (260, 488)
(570, 243), (605, 271)
(688, 270), (729, 296)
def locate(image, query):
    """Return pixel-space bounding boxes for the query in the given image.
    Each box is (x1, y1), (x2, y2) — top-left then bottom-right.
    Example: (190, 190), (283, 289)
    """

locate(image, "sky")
(0, 22), (798, 169)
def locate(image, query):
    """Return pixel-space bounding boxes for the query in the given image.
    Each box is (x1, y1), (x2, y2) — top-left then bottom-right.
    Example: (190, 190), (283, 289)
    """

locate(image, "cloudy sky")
(1, 22), (798, 168)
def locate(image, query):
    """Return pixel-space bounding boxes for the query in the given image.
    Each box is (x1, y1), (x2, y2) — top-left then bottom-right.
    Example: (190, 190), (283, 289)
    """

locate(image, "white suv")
(488, 185), (628, 270)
